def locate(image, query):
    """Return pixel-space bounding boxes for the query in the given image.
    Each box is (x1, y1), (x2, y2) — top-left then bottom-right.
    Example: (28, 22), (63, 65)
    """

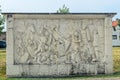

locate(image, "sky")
(0, 0), (120, 20)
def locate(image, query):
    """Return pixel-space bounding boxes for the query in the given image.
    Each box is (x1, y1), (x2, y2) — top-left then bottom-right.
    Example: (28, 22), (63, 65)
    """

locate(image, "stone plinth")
(3, 13), (116, 77)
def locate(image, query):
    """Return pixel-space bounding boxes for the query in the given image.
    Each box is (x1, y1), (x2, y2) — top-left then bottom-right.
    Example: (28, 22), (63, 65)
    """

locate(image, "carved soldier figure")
(81, 22), (97, 63)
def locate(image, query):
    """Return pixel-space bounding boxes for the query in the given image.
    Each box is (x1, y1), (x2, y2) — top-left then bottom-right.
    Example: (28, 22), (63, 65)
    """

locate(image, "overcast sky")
(0, 0), (120, 20)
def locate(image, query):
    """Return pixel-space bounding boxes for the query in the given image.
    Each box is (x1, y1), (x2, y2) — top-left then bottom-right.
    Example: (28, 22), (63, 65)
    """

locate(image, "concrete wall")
(5, 13), (115, 77)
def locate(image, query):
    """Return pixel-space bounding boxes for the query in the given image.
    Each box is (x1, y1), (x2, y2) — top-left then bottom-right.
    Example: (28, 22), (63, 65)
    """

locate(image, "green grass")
(113, 47), (120, 72)
(0, 49), (6, 78)
(0, 48), (120, 80)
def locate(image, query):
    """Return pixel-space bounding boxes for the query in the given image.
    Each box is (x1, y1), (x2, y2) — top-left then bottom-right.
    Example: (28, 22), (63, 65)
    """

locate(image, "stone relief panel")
(14, 19), (104, 65)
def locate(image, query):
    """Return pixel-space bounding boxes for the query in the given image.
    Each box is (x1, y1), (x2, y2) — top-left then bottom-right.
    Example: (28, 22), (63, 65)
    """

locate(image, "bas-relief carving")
(14, 19), (104, 66)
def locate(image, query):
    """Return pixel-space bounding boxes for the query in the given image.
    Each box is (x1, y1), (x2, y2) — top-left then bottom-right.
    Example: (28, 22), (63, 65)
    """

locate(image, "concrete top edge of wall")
(2, 12), (117, 15)
(2, 12), (117, 19)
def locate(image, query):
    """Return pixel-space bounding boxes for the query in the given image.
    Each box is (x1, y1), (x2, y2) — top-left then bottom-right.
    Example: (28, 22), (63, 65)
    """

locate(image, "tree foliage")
(116, 18), (120, 27)
(57, 4), (69, 13)
(0, 5), (4, 35)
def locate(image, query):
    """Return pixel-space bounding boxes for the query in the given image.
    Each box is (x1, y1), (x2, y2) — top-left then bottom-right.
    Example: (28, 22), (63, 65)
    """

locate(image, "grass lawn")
(0, 47), (120, 80)
(113, 47), (120, 72)
(0, 49), (6, 78)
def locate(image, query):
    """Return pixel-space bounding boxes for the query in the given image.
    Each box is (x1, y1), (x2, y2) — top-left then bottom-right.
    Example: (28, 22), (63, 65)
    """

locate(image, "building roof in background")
(112, 21), (118, 27)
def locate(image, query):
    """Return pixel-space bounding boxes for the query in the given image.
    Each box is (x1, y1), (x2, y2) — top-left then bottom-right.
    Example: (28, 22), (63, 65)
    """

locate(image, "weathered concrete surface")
(4, 13), (116, 77)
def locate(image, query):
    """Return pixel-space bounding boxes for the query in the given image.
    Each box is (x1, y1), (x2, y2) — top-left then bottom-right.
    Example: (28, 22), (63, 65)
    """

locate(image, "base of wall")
(7, 63), (112, 77)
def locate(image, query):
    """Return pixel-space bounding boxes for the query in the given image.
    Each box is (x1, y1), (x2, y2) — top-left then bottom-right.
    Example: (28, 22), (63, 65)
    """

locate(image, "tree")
(116, 18), (120, 27)
(0, 5), (4, 35)
(57, 4), (70, 13)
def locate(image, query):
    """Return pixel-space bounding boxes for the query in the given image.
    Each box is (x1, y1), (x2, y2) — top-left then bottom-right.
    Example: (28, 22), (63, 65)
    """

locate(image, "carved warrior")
(14, 19), (102, 65)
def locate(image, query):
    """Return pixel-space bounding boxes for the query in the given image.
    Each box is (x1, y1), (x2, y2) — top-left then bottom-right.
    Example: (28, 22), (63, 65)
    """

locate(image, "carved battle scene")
(14, 19), (104, 66)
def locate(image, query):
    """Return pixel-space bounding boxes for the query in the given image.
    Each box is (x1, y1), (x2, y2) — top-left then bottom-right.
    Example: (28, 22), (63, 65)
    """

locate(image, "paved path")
(79, 77), (120, 80)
